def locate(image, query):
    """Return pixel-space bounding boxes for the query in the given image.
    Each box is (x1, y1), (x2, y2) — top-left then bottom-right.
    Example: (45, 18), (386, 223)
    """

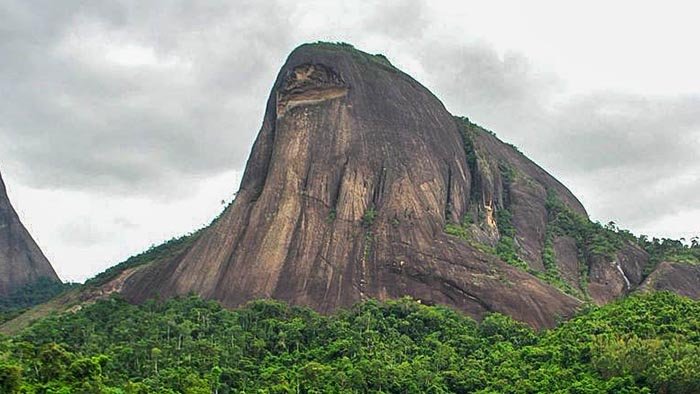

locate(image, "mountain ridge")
(114, 42), (598, 328)
(3, 42), (699, 332)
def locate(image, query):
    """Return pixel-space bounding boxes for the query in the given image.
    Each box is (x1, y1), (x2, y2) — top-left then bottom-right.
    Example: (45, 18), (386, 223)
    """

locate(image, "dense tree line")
(638, 236), (700, 275)
(1, 292), (698, 393)
(0, 279), (76, 324)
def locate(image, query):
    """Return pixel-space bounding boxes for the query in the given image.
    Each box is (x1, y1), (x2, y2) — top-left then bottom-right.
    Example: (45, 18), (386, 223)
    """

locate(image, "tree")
(0, 361), (22, 393)
(151, 347), (162, 375)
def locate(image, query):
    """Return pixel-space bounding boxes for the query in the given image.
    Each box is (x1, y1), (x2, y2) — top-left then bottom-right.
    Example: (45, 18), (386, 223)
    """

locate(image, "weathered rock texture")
(120, 44), (588, 328)
(587, 242), (648, 304)
(115, 43), (697, 328)
(640, 262), (700, 300)
(460, 123), (669, 306)
(0, 170), (60, 295)
(463, 123), (586, 271)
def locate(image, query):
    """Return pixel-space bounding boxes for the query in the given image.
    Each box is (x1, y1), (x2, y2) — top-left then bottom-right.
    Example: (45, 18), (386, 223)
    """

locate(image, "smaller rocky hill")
(0, 170), (60, 297)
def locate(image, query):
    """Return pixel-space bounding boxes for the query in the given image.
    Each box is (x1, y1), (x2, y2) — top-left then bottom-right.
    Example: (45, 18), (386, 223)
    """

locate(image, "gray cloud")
(361, 0), (429, 39)
(0, 0), (295, 198)
(417, 41), (560, 122)
(413, 39), (700, 230)
(538, 93), (700, 227)
(546, 93), (700, 173)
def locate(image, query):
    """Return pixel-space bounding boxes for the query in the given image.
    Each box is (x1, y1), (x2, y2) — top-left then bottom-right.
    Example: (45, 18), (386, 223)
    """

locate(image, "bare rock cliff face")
(460, 124), (665, 305)
(0, 170), (60, 295)
(121, 44), (584, 328)
(640, 262), (700, 299)
(464, 125), (587, 271)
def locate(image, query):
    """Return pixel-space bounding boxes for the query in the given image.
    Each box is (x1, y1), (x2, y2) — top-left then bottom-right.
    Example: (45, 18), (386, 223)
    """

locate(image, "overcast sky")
(1, 0), (698, 282)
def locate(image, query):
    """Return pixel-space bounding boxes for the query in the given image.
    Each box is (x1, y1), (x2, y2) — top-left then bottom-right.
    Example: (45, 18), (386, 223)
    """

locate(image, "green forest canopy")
(1, 292), (698, 393)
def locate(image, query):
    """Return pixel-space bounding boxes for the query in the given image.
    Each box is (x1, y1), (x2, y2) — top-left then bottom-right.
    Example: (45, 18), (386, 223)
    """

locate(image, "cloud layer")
(1, 0), (295, 196)
(1, 0), (698, 281)
(415, 39), (700, 230)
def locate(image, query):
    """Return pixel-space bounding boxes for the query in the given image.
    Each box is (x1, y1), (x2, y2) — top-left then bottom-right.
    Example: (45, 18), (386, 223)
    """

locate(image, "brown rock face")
(121, 44), (583, 328)
(640, 262), (700, 299)
(587, 242), (648, 304)
(464, 125), (587, 272)
(0, 170), (60, 295)
(553, 236), (583, 291)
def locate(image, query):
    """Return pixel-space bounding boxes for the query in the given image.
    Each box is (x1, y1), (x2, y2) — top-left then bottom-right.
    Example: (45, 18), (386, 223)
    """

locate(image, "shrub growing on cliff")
(545, 191), (622, 260)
